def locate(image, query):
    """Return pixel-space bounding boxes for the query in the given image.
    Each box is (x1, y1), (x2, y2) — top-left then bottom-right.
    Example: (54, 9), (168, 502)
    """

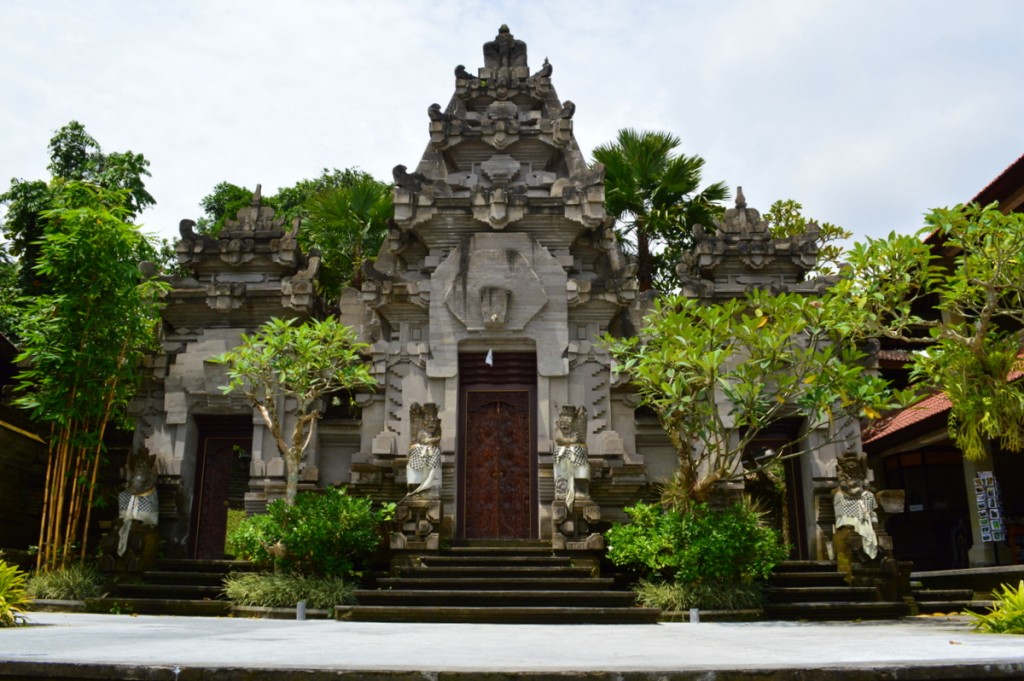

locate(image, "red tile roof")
(862, 392), (950, 445)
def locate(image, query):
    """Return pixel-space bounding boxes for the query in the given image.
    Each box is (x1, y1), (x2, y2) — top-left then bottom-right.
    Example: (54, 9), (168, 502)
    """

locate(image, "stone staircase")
(87, 558), (252, 616)
(764, 560), (909, 620)
(337, 542), (661, 624)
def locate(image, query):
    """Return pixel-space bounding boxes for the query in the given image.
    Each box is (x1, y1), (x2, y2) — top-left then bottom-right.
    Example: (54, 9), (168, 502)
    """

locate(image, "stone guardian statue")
(405, 402), (442, 499)
(553, 405), (590, 511)
(832, 453), (879, 573)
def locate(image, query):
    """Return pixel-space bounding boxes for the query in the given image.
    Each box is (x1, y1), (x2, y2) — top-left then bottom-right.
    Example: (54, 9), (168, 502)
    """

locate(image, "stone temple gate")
(132, 26), (861, 561)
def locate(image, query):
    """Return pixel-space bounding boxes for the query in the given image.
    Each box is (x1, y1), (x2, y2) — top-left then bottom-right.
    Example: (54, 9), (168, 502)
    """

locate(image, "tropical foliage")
(0, 560), (31, 627)
(763, 198), (852, 277)
(968, 580), (1024, 635)
(606, 501), (787, 610)
(604, 289), (910, 504)
(194, 168), (391, 301)
(593, 128), (728, 291)
(212, 317), (376, 505)
(227, 488), (391, 578)
(223, 571), (355, 609)
(1, 121), (154, 298)
(13, 182), (166, 571)
(831, 203), (1024, 459)
(26, 562), (103, 601)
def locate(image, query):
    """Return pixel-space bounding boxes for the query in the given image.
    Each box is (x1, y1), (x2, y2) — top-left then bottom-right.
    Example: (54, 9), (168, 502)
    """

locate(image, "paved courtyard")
(2, 612), (1024, 679)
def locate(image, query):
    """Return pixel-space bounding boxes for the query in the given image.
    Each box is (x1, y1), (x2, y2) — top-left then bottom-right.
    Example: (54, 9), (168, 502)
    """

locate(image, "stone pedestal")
(551, 499), (603, 550)
(98, 522), (160, 574)
(390, 499), (442, 551)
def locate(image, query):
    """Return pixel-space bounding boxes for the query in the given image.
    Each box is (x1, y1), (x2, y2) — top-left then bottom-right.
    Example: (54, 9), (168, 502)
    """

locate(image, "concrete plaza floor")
(2, 611), (1024, 680)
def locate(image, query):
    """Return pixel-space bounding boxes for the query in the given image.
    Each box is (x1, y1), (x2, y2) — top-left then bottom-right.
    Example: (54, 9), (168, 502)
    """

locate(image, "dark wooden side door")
(458, 352), (537, 539)
(190, 416), (252, 559)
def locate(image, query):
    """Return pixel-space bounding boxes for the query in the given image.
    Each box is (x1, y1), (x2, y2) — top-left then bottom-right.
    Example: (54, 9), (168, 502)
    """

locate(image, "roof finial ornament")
(735, 186), (746, 209)
(483, 24), (527, 69)
(251, 184), (262, 205)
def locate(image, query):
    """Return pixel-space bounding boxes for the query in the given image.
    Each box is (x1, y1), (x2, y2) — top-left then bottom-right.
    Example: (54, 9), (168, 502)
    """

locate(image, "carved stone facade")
(678, 189), (863, 559)
(131, 28), (856, 562)
(350, 25), (638, 546)
(130, 194), (322, 558)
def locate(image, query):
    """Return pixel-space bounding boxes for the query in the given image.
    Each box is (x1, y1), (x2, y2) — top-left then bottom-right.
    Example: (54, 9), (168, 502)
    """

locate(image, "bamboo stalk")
(35, 424), (58, 572)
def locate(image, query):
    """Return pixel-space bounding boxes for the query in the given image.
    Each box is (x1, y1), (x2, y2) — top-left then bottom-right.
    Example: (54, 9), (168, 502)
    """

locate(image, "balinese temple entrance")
(189, 415), (251, 559)
(457, 352), (538, 539)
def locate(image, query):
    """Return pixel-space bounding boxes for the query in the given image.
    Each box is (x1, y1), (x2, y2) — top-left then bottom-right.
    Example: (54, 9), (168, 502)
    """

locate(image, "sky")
(3, 0), (1023, 247)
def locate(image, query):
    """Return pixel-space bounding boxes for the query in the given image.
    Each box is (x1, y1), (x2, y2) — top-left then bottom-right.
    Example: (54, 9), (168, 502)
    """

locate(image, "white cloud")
(2, 0), (1022, 245)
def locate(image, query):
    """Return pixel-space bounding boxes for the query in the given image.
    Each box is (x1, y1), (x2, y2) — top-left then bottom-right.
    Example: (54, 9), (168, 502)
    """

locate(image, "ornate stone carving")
(405, 402), (442, 499)
(99, 447), (160, 571)
(553, 405), (590, 510)
(482, 24), (527, 68)
(832, 453), (879, 571)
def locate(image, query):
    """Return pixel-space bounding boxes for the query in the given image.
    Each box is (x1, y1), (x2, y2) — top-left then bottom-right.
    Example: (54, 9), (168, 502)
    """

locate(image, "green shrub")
(27, 563), (103, 601)
(607, 500), (788, 587)
(227, 487), (392, 578)
(634, 577), (764, 611)
(0, 560), (31, 627)
(223, 571), (354, 609)
(224, 508), (248, 558)
(968, 580), (1024, 634)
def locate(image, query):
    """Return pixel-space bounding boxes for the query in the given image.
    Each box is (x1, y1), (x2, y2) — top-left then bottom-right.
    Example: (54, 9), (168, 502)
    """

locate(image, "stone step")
(764, 601), (908, 621)
(396, 565), (593, 579)
(375, 576), (615, 591)
(352, 589), (636, 608)
(767, 571), (848, 587)
(913, 588), (974, 601)
(421, 554), (572, 567)
(772, 560), (840, 573)
(140, 570), (228, 586)
(766, 586), (878, 604)
(85, 597), (231, 617)
(335, 604), (661, 624)
(108, 583), (225, 600)
(155, 558), (253, 573)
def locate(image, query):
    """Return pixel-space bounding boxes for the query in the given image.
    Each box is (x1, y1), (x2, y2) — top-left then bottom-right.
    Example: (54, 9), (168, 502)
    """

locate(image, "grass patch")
(26, 563), (103, 601)
(634, 577), (765, 611)
(223, 571), (355, 610)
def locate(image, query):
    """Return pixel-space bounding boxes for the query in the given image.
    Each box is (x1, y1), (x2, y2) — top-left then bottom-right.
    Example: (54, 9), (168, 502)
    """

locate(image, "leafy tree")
(593, 128), (728, 292)
(195, 181), (254, 235)
(764, 199), (852, 276)
(604, 289), (909, 506)
(0, 245), (22, 339)
(1, 121), (154, 295)
(213, 317), (377, 505)
(12, 182), (167, 571)
(832, 203), (1024, 460)
(194, 168), (392, 299)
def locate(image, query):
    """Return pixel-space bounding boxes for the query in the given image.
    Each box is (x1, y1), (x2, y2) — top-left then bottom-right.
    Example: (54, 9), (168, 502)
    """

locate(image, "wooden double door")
(457, 353), (538, 539)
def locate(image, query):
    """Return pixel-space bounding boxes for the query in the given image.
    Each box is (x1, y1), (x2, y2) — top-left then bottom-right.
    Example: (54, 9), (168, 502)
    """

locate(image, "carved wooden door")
(190, 418), (251, 559)
(462, 389), (534, 538)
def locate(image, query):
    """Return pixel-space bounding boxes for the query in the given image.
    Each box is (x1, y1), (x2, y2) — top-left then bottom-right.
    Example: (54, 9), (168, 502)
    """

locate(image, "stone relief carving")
(553, 405), (590, 511)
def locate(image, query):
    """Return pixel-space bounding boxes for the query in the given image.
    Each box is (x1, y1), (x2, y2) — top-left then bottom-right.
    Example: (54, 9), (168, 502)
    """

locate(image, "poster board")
(974, 471), (1006, 543)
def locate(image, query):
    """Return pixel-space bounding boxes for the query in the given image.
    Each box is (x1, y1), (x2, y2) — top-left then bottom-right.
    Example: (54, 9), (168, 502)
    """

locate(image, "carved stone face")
(127, 450), (158, 495)
(837, 457), (865, 498)
(557, 411), (573, 436)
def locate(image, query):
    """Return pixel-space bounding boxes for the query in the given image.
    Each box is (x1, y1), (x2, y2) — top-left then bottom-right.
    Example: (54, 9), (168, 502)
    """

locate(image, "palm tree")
(299, 173), (392, 302)
(593, 128), (729, 291)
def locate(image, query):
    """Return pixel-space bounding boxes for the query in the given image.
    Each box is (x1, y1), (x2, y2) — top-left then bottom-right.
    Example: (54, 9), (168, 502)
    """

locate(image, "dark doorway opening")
(457, 352), (537, 540)
(190, 415), (252, 559)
